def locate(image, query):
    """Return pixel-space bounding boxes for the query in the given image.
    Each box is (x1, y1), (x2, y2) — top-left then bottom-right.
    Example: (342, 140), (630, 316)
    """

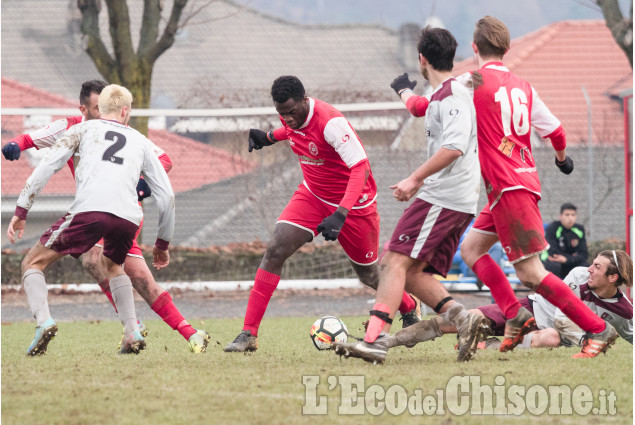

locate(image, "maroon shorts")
(387, 199), (473, 277)
(477, 297), (533, 336)
(95, 218), (144, 258)
(277, 184), (379, 265)
(472, 190), (547, 263)
(40, 211), (139, 265)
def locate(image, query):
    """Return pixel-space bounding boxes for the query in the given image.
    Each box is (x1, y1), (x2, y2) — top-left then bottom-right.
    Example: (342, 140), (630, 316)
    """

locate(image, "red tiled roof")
(1, 78), (255, 196)
(452, 20), (631, 145)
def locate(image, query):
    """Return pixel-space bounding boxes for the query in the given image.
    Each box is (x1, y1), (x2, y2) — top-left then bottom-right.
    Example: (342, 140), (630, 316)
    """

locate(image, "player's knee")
(262, 244), (292, 266)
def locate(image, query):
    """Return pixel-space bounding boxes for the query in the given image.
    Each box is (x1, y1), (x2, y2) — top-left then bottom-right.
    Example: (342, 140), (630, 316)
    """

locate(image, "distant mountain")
(235, 0), (619, 58)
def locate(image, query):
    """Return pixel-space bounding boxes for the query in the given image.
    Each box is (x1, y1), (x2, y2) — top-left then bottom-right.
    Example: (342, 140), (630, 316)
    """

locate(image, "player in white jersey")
(332, 27), (488, 365)
(2, 80), (210, 353)
(386, 250), (633, 350)
(7, 84), (175, 355)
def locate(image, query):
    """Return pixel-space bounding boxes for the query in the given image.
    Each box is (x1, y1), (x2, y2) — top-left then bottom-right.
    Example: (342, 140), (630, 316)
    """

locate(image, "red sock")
(398, 292), (415, 314)
(99, 280), (117, 313)
(151, 291), (196, 340)
(243, 268), (280, 337)
(536, 273), (605, 333)
(472, 255), (520, 319)
(365, 303), (391, 343)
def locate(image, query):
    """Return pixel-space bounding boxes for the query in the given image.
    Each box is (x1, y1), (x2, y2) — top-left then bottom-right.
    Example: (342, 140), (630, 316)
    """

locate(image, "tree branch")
(77, 0), (118, 82)
(149, 0), (189, 62)
(104, 0), (136, 78)
(597, 0), (633, 67)
(138, 0), (161, 57)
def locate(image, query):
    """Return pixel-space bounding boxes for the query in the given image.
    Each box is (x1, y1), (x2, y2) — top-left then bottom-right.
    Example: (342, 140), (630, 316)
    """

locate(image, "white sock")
(23, 269), (51, 326)
(109, 274), (139, 335)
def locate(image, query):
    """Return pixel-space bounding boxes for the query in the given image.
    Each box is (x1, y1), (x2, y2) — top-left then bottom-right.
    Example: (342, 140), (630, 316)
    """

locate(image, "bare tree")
(77, 0), (189, 134)
(596, 0), (633, 67)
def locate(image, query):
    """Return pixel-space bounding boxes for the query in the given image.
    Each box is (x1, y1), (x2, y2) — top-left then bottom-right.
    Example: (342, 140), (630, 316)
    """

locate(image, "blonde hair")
(473, 16), (510, 59)
(599, 249), (633, 287)
(98, 84), (133, 115)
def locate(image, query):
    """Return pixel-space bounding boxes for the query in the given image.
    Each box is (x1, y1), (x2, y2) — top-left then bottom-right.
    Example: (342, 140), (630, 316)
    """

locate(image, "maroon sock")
(243, 268), (280, 337)
(536, 273), (605, 333)
(151, 291), (196, 340)
(397, 292), (416, 314)
(99, 280), (117, 313)
(472, 255), (520, 319)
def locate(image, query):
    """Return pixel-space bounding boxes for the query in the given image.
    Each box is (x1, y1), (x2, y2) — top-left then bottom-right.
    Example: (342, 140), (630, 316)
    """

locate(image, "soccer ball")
(310, 316), (348, 350)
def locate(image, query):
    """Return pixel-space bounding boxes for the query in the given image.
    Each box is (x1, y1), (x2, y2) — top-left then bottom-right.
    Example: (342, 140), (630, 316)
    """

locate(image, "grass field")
(2, 316), (633, 425)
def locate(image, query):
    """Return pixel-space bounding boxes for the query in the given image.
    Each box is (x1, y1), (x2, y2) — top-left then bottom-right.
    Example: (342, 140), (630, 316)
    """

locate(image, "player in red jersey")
(456, 16), (617, 358)
(2, 80), (209, 353)
(224, 75), (420, 352)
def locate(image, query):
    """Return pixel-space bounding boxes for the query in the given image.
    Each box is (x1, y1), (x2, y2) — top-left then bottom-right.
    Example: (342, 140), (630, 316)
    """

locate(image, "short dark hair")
(271, 75), (305, 104)
(417, 26), (457, 72)
(560, 203), (577, 214)
(79, 80), (107, 105)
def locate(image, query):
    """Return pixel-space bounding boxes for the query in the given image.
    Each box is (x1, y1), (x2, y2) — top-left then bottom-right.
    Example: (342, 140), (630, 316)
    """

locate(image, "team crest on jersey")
(498, 137), (515, 158)
(571, 239), (579, 248)
(308, 142), (318, 156)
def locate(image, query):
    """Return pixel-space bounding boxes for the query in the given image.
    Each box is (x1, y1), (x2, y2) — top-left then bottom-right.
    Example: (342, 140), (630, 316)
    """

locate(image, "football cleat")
(332, 334), (391, 365)
(118, 320), (148, 349)
(188, 329), (211, 353)
(27, 318), (58, 356)
(451, 305), (490, 362)
(224, 330), (258, 352)
(119, 330), (146, 354)
(573, 322), (618, 358)
(499, 307), (536, 353)
(400, 308), (421, 329)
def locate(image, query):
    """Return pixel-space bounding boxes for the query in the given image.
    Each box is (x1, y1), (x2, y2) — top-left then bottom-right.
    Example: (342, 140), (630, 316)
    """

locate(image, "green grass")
(2, 316), (633, 425)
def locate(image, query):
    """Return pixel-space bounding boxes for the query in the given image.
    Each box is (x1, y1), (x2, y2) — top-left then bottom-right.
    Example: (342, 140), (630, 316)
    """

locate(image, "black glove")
(390, 73), (417, 96)
(248, 129), (275, 153)
(2, 142), (21, 161)
(136, 178), (152, 201)
(555, 156), (574, 175)
(317, 211), (346, 241)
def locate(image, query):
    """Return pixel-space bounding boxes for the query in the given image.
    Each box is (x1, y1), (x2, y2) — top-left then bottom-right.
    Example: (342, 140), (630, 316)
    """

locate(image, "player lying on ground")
(2, 80), (209, 353)
(331, 27), (488, 365)
(387, 250), (633, 351)
(7, 84), (176, 355)
(370, 16), (616, 359)
(224, 75), (420, 353)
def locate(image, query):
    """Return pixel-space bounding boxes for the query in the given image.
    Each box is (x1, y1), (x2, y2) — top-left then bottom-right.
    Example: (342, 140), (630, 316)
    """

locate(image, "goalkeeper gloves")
(555, 156), (574, 175)
(317, 211), (346, 241)
(390, 73), (417, 96)
(136, 178), (152, 201)
(248, 129), (275, 152)
(2, 142), (21, 161)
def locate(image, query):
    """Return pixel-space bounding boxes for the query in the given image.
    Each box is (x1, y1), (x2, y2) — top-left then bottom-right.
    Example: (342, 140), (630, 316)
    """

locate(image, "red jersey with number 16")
(457, 62), (562, 208)
(276, 97), (377, 209)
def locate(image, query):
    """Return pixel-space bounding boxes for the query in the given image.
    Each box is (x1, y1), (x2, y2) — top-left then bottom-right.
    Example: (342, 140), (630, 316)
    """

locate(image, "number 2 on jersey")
(102, 131), (126, 164)
(494, 87), (529, 136)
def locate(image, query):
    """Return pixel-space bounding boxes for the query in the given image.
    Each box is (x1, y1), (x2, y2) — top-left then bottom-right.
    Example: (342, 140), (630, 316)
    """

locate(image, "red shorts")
(278, 184), (379, 265)
(95, 218), (143, 258)
(388, 199), (473, 277)
(40, 211), (139, 265)
(477, 297), (533, 336)
(472, 190), (547, 263)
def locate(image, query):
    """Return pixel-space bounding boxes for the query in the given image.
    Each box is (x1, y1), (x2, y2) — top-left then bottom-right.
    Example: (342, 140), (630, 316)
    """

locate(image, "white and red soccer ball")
(310, 316), (348, 350)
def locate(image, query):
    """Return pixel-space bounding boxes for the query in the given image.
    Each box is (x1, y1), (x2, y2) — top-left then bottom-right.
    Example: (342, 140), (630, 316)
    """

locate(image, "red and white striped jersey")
(456, 62), (561, 208)
(276, 98), (377, 209)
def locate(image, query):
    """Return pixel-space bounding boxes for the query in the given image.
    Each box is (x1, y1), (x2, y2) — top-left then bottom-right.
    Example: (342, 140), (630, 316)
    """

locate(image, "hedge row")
(1, 239), (625, 285)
